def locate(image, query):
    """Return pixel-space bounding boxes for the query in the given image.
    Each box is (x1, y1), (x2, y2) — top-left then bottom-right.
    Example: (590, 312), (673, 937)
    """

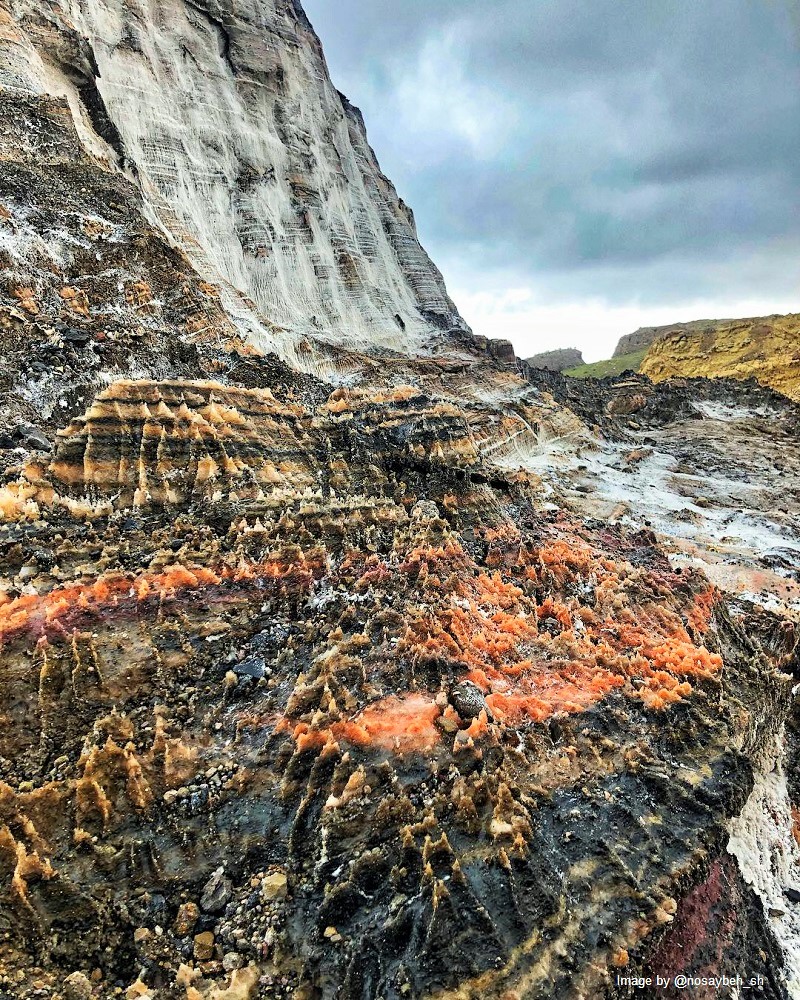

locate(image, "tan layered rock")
(641, 313), (800, 400)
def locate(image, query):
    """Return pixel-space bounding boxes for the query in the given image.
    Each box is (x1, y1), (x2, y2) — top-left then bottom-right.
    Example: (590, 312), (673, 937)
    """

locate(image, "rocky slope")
(0, 0), (466, 368)
(612, 321), (727, 360)
(1, 3), (799, 1000)
(641, 314), (800, 402)
(524, 348), (584, 372)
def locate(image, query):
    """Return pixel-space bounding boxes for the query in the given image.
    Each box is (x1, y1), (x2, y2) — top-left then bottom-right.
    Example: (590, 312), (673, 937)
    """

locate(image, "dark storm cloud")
(301, 0), (800, 311)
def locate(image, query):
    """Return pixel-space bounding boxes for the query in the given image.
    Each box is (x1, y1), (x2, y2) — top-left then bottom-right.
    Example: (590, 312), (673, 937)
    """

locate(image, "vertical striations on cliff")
(2, 0), (467, 360)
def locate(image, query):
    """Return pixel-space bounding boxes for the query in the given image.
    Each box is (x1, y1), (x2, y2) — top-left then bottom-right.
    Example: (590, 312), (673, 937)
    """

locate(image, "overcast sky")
(302, 0), (800, 361)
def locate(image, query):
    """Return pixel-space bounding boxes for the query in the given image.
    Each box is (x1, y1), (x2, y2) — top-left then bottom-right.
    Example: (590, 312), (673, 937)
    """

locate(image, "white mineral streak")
(478, 395), (800, 615)
(3, 0), (465, 363)
(728, 738), (800, 998)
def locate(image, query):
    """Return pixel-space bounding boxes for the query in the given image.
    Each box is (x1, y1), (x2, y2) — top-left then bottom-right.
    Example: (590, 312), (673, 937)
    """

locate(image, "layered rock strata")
(1, 0), (466, 363)
(612, 323), (720, 360)
(1, 374), (797, 1000)
(640, 314), (800, 402)
(0, 1), (799, 998)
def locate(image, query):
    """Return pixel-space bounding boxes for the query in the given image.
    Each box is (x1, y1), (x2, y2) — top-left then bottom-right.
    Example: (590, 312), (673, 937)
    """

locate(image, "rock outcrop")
(1, 2), (799, 999)
(641, 313), (800, 402)
(612, 321), (728, 359)
(524, 347), (584, 372)
(2, 368), (799, 1000)
(1, 0), (467, 364)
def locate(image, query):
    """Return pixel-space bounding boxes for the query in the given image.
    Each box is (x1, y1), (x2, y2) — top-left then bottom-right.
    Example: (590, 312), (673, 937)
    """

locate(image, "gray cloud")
(301, 0), (800, 339)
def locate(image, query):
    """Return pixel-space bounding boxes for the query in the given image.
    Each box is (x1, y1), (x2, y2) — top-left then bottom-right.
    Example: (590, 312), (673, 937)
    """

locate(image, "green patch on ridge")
(565, 349), (648, 379)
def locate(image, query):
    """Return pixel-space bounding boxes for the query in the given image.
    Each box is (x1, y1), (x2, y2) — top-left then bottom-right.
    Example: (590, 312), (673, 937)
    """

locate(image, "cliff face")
(2, 0), (466, 364)
(641, 313), (800, 402)
(612, 322), (727, 359)
(1, 3), (800, 1000)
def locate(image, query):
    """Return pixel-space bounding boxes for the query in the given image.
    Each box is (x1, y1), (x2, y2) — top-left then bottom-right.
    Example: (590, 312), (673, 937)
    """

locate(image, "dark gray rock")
(449, 681), (491, 722)
(234, 655), (266, 679)
(13, 422), (51, 451)
(61, 327), (93, 346)
(201, 867), (233, 914)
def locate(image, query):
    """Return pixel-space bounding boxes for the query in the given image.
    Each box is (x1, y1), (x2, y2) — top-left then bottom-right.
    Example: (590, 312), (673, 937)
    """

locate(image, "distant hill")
(565, 349), (648, 379)
(524, 348), (584, 371)
(565, 313), (799, 399)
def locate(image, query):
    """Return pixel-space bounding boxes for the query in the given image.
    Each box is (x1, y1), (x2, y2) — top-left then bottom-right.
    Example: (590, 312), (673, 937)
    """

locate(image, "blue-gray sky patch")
(302, 0), (800, 359)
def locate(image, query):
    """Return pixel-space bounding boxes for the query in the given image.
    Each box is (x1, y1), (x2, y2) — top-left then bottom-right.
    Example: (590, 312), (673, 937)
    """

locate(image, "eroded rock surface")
(0, 2), (799, 999)
(524, 349), (584, 373)
(1, 375), (796, 1000)
(1, 0), (466, 365)
(639, 314), (800, 402)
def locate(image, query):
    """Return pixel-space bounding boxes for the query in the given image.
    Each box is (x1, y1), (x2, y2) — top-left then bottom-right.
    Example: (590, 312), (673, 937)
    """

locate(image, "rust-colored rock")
(59, 286), (90, 317)
(12, 287), (38, 315)
(0, 1), (797, 998)
(193, 931), (216, 962)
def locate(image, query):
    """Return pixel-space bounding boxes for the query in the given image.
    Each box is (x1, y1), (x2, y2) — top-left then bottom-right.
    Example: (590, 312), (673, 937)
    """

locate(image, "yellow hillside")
(640, 313), (800, 401)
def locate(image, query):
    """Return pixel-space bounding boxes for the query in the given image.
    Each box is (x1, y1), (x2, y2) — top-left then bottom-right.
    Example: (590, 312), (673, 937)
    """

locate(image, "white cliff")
(1, 0), (466, 360)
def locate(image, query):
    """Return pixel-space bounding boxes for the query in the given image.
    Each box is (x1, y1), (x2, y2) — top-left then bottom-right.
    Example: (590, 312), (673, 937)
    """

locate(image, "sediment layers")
(0, 0), (466, 363)
(641, 314), (800, 402)
(0, 372), (798, 999)
(1, 0), (799, 997)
